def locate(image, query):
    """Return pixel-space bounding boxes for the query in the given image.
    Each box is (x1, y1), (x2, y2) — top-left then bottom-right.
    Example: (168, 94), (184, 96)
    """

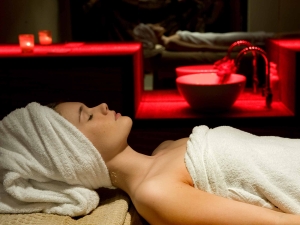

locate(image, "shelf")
(136, 89), (294, 119)
(135, 39), (300, 121)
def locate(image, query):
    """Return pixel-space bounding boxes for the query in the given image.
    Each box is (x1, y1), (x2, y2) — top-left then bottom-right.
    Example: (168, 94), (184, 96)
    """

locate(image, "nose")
(94, 103), (108, 115)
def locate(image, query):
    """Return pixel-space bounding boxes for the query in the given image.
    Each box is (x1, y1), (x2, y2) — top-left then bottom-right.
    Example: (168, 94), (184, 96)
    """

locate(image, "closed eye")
(88, 114), (93, 121)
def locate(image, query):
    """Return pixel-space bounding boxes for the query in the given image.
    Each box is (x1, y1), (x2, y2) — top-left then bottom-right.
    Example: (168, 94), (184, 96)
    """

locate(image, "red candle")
(18, 34), (34, 53)
(38, 30), (52, 45)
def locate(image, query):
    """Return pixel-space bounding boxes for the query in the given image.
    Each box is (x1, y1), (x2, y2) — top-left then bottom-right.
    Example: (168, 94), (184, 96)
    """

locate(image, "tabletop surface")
(0, 42), (142, 57)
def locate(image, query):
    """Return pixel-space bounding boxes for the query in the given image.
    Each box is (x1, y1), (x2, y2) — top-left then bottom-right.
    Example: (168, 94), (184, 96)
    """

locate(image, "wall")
(1, 0), (299, 44)
(248, 0), (300, 32)
(0, 0), (71, 43)
(278, 0), (300, 32)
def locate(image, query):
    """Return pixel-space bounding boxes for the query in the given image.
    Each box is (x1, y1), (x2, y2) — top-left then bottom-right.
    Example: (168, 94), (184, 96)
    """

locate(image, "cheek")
(88, 123), (111, 143)
(79, 123), (108, 148)
(80, 118), (132, 159)
(88, 122), (121, 147)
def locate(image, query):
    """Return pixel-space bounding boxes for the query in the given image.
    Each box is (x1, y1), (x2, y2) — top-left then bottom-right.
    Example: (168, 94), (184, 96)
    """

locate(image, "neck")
(159, 35), (169, 46)
(106, 145), (154, 195)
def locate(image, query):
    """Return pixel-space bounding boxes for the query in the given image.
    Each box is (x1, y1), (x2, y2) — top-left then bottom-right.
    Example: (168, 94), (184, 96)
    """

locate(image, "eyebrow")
(79, 105), (83, 122)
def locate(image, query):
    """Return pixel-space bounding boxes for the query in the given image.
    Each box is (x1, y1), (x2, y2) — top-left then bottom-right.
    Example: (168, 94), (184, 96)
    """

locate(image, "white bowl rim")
(176, 64), (215, 70)
(176, 73), (246, 86)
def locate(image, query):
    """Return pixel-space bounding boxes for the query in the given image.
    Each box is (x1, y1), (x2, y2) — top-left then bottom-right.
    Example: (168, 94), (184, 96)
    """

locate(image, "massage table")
(0, 189), (148, 225)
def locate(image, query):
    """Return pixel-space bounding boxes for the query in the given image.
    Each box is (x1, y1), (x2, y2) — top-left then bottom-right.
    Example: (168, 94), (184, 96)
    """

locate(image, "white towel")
(0, 102), (113, 216)
(176, 30), (274, 46)
(133, 23), (158, 50)
(185, 125), (300, 214)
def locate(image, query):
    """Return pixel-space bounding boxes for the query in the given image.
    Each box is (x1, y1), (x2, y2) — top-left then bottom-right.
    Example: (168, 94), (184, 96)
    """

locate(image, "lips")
(115, 112), (121, 120)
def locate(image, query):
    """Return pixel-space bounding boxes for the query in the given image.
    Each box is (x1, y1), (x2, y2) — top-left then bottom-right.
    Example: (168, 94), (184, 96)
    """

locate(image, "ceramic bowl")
(176, 73), (246, 112)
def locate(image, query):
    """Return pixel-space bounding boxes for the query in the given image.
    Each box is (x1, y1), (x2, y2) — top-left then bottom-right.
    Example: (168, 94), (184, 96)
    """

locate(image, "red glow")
(268, 39), (300, 115)
(176, 65), (217, 77)
(136, 39), (300, 119)
(18, 34), (34, 53)
(176, 73), (245, 85)
(0, 41), (296, 120)
(38, 30), (52, 45)
(0, 42), (143, 117)
(136, 89), (293, 119)
(270, 39), (300, 50)
(0, 42), (142, 57)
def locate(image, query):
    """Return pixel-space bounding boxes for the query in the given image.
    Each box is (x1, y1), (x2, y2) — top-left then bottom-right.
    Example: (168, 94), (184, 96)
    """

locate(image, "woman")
(1, 102), (300, 224)
(133, 23), (299, 52)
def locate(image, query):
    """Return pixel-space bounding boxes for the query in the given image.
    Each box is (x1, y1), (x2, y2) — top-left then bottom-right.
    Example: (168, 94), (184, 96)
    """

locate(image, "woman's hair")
(46, 102), (60, 109)
(46, 99), (68, 110)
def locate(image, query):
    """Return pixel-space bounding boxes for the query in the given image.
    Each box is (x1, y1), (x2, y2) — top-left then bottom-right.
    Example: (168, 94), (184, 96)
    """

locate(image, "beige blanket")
(0, 189), (146, 225)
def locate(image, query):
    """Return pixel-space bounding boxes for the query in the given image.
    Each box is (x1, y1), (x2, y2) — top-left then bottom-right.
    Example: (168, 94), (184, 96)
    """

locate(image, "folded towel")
(185, 125), (300, 213)
(0, 102), (113, 216)
(0, 189), (143, 225)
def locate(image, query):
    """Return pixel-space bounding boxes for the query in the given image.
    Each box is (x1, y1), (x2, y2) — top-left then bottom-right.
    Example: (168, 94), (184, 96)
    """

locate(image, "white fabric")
(177, 30), (274, 46)
(0, 102), (113, 216)
(185, 125), (300, 214)
(133, 23), (158, 50)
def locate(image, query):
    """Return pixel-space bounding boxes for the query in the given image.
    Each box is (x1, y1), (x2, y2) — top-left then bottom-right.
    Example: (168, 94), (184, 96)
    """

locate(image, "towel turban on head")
(0, 102), (113, 216)
(133, 23), (158, 50)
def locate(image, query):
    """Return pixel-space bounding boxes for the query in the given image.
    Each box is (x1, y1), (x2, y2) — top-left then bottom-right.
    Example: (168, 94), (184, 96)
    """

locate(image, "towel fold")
(0, 102), (113, 216)
(185, 125), (300, 214)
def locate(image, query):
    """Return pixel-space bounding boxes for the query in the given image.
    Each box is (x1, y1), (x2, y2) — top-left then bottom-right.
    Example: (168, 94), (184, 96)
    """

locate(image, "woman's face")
(148, 24), (166, 39)
(55, 102), (132, 162)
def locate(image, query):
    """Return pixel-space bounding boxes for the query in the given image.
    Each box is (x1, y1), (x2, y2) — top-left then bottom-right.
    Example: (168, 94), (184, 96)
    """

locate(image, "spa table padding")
(0, 189), (147, 225)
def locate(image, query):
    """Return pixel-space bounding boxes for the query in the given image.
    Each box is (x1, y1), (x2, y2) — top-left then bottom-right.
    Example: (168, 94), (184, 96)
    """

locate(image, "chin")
(121, 116), (133, 131)
(123, 115), (132, 123)
(127, 117), (133, 129)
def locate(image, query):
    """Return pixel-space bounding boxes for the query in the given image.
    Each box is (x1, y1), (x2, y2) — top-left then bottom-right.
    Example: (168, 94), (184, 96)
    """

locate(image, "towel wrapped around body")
(176, 30), (274, 46)
(185, 125), (300, 214)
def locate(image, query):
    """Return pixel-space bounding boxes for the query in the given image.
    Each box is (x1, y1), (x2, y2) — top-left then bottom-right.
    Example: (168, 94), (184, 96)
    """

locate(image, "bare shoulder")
(162, 33), (181, 46)
(152, 138), (188, 156)
(169, 33), (181, 41)
(152, 140), (174, 155)
(132, 178), (190, 225)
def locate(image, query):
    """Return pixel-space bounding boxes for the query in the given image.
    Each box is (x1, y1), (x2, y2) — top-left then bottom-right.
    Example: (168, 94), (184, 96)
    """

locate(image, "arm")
(163, 34), (229, 52)
(135, 181), (300, 225)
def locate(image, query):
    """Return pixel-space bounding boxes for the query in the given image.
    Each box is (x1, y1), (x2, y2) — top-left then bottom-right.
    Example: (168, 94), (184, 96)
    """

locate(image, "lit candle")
(18, 34), (35, 53)
(38, 30), (52, 45)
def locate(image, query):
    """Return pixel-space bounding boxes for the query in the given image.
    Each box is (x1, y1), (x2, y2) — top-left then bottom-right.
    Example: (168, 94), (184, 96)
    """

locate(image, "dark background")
(70, 0), (248, 42)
